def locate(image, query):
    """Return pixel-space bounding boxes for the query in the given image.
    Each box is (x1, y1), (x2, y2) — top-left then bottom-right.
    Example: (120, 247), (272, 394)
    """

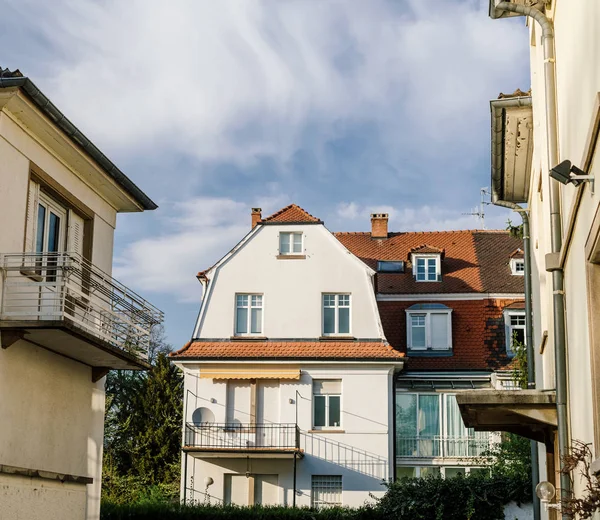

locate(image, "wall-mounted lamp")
(289, 398), (295, 405)
(210, 398), (217, 404)
(535, 481), (561, 512)
(550, 160), (594, 190)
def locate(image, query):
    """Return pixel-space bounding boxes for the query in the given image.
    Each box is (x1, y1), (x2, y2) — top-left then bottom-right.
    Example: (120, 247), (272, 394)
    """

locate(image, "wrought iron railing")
(0, 252), (163, 359)
(185, 423), (300, 450)
(396, 435), (493, 458)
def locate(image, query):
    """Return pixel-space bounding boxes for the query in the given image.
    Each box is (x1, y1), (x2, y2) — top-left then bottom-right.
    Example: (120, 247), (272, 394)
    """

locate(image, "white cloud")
(5, 0), (528, 166)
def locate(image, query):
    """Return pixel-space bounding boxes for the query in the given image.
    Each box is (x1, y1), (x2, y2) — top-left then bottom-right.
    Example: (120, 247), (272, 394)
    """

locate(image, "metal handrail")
(184, 423), (300, 450)
(396, 435), (494, 458)
(0, 252), (163, 359)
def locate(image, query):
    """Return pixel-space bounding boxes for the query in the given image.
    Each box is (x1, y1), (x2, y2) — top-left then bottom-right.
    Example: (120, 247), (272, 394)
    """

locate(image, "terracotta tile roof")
(509, 248), (524, 258)
(335, 230), (524, 295)
(498, 88), (531, 99)
(0, 66), (23, 78)
(260, 204), (322, 224)
(171, 340), (404, 361)
(410, 244), (445, 257)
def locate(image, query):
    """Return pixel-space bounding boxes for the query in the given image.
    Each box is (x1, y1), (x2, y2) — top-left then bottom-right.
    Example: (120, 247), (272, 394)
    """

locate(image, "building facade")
(172, 205), (524, 506)
(0, 67), (162, 519)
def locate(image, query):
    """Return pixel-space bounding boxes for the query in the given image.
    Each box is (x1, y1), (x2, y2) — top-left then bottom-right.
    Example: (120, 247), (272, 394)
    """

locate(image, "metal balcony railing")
(185, 423), (300, 451)
(0, 252), (163, 359)
(396, 435), (493, 458)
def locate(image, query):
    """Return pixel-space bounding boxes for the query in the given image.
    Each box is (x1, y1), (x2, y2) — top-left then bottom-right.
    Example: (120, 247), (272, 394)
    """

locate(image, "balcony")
(184, 423), (302, 459)
(396, 435), (493, 459)
(0, 252), (163, 374)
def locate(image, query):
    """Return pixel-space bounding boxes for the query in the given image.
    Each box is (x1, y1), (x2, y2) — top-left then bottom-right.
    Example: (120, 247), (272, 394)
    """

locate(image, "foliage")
(511, 335), (528, 390)
(506, 219), (524, 239)
(102, 325), (183, 504)
(559, 440), (600, 518)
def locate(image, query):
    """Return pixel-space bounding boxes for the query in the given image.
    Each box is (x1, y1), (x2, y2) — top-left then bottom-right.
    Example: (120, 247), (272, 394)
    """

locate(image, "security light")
(550, 160), (594, 188)
(535, 481), (560, 512)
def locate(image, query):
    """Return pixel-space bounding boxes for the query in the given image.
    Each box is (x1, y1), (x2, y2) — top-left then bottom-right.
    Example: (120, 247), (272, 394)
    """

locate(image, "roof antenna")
(462, 188), (491, 229)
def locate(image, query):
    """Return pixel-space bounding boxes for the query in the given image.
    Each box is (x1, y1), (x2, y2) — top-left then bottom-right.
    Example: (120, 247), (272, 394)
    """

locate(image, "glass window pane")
(418, 395), (440, 437)
(420, 466), (441, 477)
(338, 307), (350, 334)
(328, 395), (341, 427)
(445, 467), (466, 478)
(427, 259), (437, 280)
(430, 313), (449, 349)
(396, 466), (416, 479)
(251, 308), (262, 334)
(36, 204), (46, 253)
(314, 395), (326, 427)
(280, 233), (291, 253)
(48, 213), (60, 252)
(236, 307), (248, 334)
(396, 393), (418, 438)
(323, 294), (334, 307)
(293, 233), (302, 253)
(338, 295), (350, 307)
(237, 294), (248, 307)
(323, 307), (335, 334)
(513, 328), (525, 346)
(251, 294), (262, 307)
(411, 315), (426, 348)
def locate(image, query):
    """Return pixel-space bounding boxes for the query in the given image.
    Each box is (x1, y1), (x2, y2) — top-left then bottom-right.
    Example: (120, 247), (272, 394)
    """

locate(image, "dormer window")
(279, 232), (303, 255)
(412, 255), (441, 282)
(377, 260), (405, 273)
(510, 258), (525, 276)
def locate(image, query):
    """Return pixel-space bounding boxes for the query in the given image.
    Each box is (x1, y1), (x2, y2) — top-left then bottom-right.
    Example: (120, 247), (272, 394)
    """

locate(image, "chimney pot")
(251, 208), (262, 228)
(370, 213), (389, 239)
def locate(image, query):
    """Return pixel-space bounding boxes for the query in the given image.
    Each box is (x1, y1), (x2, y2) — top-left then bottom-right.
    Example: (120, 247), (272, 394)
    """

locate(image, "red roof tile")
(260, 204), (321, 224)
(171, 340), (404, 361)
(410, 244), (445, 257)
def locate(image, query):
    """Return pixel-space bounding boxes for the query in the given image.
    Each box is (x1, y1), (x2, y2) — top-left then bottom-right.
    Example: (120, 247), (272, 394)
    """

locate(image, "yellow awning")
(199, 367), (300, 380)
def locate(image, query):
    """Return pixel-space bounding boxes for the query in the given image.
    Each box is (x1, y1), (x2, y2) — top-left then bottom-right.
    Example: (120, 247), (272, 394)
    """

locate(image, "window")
(510, 258), (525, 275)
(322, 294), (350, 335)
(412, 255), (440, 282)
(406, 304), (452, 351)
(279, 232), (303, 255)
(235, 294), (263, 335)
(311, 475), (342, 508)
(377, 260), (405, 273)
(504, 311), (526, 357)
(313, 380), (341, 429)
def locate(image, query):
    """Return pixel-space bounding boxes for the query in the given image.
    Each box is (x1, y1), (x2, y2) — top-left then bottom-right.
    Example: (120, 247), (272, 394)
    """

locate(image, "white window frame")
(279, 231), (303, 255)
(36, 192), (67, 254)
(311, 475), (342, 509)
(406, 309), (452, 350)
(411, 254), (441, 282)
(510, 258), (525, 276)
(504, 310), (526, 357)
(234, 293), (264, 336)
(322, 294), (351, 336)
(312, 380), (342, 430)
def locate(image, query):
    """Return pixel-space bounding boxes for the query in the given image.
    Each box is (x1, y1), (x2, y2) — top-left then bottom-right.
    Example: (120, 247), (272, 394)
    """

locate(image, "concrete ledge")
(0, 463), (93, 485)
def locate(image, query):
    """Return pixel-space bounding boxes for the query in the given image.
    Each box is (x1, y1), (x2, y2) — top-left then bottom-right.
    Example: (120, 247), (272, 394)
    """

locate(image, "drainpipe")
(493, 201), (539, 520)
(492, 2), (571, 514)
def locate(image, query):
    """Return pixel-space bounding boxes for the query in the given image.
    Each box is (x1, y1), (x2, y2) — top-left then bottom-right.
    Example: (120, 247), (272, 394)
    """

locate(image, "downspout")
(493, 2), (571, 513)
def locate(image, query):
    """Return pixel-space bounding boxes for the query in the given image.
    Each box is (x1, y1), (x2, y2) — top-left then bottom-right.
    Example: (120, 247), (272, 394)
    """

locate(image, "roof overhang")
(457, 389), (557, 443)
(0, 78), (156, 212)
(490, 96), (533, 204)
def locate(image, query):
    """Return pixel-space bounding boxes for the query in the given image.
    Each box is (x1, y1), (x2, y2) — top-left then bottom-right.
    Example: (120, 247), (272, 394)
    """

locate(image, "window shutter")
(430, 313), (449, 349)
(67, 210), (85, 257)
(313, 380), (341, 395)
(24, 179), (39, 252)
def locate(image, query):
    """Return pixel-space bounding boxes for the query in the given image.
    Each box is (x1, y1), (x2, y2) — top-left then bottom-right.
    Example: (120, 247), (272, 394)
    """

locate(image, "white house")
(0, 66), (162, 519)
(171, 205), (404, 507)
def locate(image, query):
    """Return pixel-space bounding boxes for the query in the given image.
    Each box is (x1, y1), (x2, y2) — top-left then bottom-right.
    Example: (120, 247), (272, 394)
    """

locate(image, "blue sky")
(1, 0), (530, 349)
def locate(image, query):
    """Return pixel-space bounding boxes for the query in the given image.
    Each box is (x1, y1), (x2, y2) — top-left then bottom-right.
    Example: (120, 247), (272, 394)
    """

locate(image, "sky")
(0, 0), (530, 349)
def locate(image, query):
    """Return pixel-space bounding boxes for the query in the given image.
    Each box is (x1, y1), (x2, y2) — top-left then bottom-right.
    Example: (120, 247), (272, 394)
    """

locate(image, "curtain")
(418, 395), (440, 456)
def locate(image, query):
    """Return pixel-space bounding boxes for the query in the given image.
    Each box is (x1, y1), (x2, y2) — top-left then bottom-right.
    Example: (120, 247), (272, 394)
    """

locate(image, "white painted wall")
(180, 363), (396, 507)
(525, 0), (600, 507)
(195, 224), (383, 339)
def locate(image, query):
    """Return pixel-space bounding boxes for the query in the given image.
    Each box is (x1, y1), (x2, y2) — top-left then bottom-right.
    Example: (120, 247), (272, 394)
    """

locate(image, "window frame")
(311, 475), (342, 509)
(411, 254), (441, 282)
(406, 308), (452, 351)
(504, 310), (526, 357)
(322, 293), (351, 336)
(36, 191), (67, 255)
(510, 258), (525, 276)
(234, 293), (264, 336)
(312, 380), (342, 430)
(279, 231), (303, 255)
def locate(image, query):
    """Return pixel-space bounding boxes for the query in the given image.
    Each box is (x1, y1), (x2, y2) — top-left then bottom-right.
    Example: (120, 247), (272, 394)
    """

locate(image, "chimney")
(251, 208), (262, 228)
(370, 213), (389, 239)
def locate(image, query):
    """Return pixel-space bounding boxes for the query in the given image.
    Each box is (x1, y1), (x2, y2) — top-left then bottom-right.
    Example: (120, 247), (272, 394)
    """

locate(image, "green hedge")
(101, 473), (531, 520)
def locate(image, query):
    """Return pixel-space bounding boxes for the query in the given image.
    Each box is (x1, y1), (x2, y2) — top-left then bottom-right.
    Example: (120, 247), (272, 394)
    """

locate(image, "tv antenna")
(462, 188), (491, 229)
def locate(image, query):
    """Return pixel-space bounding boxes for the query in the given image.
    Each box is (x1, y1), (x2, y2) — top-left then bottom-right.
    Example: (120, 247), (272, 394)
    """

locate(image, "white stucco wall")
(525, 0), (600, 508)
(180, 363), (396, 507)
(195, 223), (383, 339)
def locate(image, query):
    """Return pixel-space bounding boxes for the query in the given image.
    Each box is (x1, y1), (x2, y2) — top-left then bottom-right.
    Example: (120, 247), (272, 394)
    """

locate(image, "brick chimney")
(371, 213), (389, 239)
(251, 208), (262, 228)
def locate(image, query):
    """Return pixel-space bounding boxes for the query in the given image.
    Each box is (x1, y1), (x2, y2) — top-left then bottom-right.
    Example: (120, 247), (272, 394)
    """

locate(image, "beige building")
(458, 1), (600, 519)
(0, 67), (162, 519)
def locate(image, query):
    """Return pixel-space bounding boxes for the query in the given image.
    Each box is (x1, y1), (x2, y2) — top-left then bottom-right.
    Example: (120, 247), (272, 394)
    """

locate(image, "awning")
(199, 367), (300, 380)
(457, 389), (557, 444)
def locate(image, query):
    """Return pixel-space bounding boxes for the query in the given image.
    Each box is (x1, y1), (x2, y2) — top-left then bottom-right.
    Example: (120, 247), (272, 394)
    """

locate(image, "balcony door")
(256, 380), (280, 447)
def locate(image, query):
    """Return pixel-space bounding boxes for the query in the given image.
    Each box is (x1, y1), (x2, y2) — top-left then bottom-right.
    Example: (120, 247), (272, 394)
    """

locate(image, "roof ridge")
(261, 203), (321, 223)
(334, 229), (508, 236)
